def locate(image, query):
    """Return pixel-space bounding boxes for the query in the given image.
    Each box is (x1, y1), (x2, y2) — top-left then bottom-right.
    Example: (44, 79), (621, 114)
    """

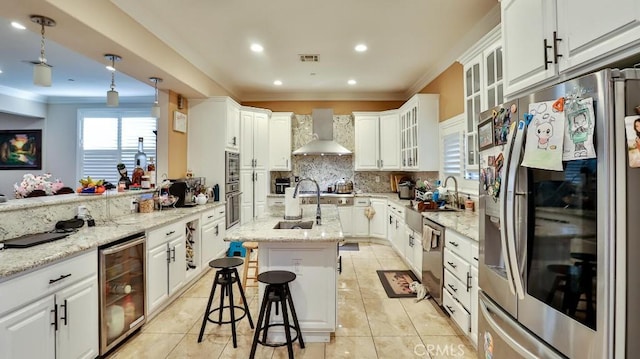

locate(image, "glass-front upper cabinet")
(460, 26), (503, 173)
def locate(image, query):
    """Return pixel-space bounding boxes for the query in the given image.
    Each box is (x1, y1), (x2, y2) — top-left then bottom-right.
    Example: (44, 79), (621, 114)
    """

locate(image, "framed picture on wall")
(173, 111), (187, 133)
(0, 130), (42, 170)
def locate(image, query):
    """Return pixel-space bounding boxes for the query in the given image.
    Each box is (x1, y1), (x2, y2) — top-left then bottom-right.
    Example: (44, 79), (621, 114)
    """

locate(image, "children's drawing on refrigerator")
(624, 115), (640, 167)
(563, 97), (596, 160)
(522, 100), (565, 171)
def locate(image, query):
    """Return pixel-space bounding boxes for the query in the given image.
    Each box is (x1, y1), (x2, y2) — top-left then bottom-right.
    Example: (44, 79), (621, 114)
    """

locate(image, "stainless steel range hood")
(292, 109), (352, 156)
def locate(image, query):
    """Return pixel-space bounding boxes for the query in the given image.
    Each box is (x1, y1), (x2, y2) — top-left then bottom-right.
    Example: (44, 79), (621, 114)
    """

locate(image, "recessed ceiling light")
(348, 79), (357, 85)
(273, 80), (282, 86)
(355, 44), (367, 52)
(11, 21), (26, 30)
(0, 69), (3, 74)
(250, 43), (264, 52)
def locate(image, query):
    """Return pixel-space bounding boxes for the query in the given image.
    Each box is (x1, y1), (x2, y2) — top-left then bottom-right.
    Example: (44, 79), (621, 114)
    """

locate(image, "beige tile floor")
(107, 242), (477, 359)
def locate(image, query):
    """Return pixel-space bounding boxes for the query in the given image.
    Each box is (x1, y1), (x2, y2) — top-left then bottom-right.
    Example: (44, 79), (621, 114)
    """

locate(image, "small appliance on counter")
(398, 181), (415, 199)
(275, 178), (291, 194)
(334, 178), (354, 194)
(168, 177), (204, 207)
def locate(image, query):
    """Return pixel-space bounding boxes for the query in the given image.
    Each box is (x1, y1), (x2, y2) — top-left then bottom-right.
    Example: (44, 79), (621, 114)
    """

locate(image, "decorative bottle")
(147, 156), (156, 188)
(134, 137), (147, 170)
(132, 160), (144, 186)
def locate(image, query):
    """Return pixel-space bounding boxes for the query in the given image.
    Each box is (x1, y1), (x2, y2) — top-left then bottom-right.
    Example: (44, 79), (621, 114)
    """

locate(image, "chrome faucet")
(293, 178), (322, 225)
(443, 176), (460, 209)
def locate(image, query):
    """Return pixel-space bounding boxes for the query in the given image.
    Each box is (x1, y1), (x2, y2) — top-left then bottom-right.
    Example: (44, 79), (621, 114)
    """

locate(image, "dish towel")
(422, 226), (441, 251)
(364, 206), (376, 220)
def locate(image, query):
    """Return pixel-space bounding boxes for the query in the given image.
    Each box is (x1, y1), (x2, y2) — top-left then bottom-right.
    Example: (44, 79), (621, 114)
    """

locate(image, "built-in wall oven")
(98, 233), (146, 356)
(225, 151), (241, 228)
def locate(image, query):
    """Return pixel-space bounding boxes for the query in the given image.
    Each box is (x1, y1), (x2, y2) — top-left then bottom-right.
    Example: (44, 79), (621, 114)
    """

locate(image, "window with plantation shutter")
(440, 114), (478, 194)
(78, 109), (156, 184)
(442, 133), (462, 178)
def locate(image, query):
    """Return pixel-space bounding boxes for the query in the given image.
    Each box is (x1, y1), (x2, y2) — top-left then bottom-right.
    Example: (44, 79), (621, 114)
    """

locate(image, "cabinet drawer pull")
(60, 299), (68, 326)
(207, 215), (214, 219)
(389, 215), (393, 224)
(473, 257), (479, 262)
(543, 38), (553, 70)
(219, 210), (224, 214)
(166, 230), (176, 236)
(233, 136), (237, 146)
(51, 305), (58, 330)
(447, 283), (458, 292)
(445, 305), (455, 314)
(447, 261), (457, 269)
(553, 31), (563, 63)
(49, 273), (72, 284)
(448, 241), (459, 247)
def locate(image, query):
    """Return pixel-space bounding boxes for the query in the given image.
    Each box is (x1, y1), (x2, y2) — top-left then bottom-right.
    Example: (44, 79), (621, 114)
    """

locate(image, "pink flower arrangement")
(14, 173), (65, 198)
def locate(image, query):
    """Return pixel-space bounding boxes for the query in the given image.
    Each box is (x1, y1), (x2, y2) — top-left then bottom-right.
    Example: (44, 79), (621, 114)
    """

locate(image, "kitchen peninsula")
(225, 204), (343, 342)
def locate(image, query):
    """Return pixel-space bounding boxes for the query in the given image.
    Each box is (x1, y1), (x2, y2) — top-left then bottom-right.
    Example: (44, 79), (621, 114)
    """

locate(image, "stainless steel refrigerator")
(477, 68), (640, 358)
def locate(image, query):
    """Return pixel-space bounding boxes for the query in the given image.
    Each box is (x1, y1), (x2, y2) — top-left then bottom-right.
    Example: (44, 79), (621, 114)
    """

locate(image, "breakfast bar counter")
(225, 204), (342, 343)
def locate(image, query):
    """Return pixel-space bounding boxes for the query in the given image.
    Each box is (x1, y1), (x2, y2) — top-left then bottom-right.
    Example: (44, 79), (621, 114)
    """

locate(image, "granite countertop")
(0, 189), (155, 213)
(225, 204), (343, 243)
(267, 192), (479, 241)
(0, 202), (225, 281)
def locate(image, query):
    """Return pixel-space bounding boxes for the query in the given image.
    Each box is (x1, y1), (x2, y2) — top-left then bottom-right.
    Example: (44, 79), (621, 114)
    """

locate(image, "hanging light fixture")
(149, 77), (163, 118)
(104, 54), (121, 107)
(30, 15), (56, 87)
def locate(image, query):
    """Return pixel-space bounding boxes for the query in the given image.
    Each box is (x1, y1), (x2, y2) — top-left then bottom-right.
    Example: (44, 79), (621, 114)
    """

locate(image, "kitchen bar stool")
(198, 257), (254, 348)
(242, 242), (259, 288)
(249, 270), (304, 359)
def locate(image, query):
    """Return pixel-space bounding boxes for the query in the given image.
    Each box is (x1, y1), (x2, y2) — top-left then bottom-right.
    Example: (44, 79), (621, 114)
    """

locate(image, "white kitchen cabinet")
(501, 0), (556, 96)
(502, 0), (640, 97)
(258, 242), (337, 342)
(386, 202), (404, 253)
(403, 227), (423, 279)
(379, 111), (401, 170)
(201, 207), (227, 263)
(226, 104), (240, 152)
(240, 108), (271, 224)
(189, 97), (242, 198)
(269, 112), (293, 171)
(352, 200), (370, 237)
(354, 114), (380, 170)
(337, 206), (353, 237)
(459, 25), (503, 169)
(369, 198), (387, 239)
(0, 295), (55, 359)
(0, 250), (98, 359)
(354, 111), (400, 171)
(267, 196), (285, 208)
(442, 229), (479, 345)
(146, 221), (187, 315)
(399, 94), (439, 171)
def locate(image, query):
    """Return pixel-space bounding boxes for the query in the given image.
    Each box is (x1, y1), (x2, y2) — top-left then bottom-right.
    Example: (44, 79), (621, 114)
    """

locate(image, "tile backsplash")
(270, 114), (439, 193)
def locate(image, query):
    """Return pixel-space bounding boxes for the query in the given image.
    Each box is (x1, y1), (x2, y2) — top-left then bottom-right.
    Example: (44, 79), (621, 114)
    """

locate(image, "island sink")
(273, 220), (314, 229)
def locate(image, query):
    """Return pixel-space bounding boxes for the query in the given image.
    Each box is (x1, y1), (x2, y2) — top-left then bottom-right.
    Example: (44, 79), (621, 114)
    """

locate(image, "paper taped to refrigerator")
(563, 97), (596, 161)
(521, 100), (565, 171)
(624, 115), (640, 167)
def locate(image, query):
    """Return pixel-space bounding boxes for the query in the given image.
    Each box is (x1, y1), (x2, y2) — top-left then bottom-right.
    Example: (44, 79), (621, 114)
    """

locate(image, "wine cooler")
(99, 233), (146, 355)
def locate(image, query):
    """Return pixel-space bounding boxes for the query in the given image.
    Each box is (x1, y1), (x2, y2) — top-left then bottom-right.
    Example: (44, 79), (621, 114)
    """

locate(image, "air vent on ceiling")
(299, 54), (319, 62)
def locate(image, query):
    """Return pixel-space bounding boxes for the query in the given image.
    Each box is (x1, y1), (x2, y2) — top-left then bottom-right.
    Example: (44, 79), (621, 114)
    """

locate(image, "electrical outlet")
(375, 176), (380, 183)
(294, 176), (300, 183)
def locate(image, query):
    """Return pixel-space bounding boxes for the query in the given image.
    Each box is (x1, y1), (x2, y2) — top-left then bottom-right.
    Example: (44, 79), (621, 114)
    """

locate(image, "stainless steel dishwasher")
(422, 217), (444, 306)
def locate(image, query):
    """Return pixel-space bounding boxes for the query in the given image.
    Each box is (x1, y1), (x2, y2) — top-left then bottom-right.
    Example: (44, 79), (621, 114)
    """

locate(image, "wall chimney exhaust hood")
(292, 109), (352, 156)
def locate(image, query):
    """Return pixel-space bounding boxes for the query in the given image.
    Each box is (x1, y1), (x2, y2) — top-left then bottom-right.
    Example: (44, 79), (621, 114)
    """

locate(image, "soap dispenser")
(465, 195), (475, 212)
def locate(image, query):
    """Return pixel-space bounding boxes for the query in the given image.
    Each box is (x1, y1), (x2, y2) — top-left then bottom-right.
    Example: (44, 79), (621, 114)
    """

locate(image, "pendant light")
(104, 54), (121, 107)
(30, 15), (56, 87)
(149, 77), (163, 118)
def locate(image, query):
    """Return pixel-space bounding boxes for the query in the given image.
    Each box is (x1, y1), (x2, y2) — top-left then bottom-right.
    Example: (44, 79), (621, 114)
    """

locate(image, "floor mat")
(338, 242), (359, 251)
(376, 270), (419, 298)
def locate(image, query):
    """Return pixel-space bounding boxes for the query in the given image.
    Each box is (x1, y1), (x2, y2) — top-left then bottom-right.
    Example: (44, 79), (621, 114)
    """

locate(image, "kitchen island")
(225, 204), (343, 342)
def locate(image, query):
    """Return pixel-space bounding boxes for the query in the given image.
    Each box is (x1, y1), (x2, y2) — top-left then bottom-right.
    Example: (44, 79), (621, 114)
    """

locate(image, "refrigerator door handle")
(499, 121), (517, 296)
(505, 120), (527, 300)
(479, 292), (564, 359)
